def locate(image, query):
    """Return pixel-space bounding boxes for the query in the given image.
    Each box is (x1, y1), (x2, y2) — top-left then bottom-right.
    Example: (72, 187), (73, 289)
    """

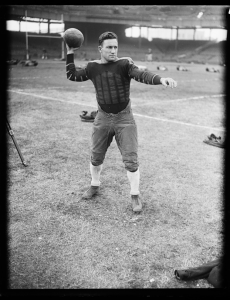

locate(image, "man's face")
(99, 39), (118, 62)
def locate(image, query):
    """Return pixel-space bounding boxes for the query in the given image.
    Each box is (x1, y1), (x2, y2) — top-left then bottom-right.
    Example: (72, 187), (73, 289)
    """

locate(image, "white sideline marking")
(9, 76), (52, 80)
(180, 78), (220, 82)
(162, 94), (225, 103)
(47, 86), (69, 89)
(133, 113), (225, 132)
(7, 89), (97, 109)
(8, 89), (225, 131)
(132, 93), (225, 106)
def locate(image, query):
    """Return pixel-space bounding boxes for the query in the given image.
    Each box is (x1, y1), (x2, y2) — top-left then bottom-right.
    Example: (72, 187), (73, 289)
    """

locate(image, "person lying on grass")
(65, 31), (177, 212)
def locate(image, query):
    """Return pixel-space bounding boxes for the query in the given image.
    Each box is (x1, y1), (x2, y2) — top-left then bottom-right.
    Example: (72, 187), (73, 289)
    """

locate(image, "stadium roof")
(7, 5), (229, 29)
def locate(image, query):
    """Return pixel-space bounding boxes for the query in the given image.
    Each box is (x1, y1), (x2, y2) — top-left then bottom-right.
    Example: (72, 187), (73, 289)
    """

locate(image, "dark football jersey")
(66, 54), (162, 113)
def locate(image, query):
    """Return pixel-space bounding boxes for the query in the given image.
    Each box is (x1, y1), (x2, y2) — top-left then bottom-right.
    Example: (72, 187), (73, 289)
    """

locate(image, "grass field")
(6, 58), (225, 290)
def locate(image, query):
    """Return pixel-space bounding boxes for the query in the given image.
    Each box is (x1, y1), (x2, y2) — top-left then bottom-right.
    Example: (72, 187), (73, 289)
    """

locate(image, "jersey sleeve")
(125, 57), (162, 85)
(66, 53), (89, 82)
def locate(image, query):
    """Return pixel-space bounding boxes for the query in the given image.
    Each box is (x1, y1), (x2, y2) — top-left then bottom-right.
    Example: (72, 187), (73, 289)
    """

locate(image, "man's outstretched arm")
(127, 58), (177, 88)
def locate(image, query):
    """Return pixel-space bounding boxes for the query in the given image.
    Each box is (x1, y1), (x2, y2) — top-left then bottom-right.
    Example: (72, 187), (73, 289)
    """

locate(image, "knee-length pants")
(90, 101), (139, 172)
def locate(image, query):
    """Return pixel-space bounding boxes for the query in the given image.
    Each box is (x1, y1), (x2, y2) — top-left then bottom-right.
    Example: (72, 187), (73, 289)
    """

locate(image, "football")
(63, 28), (84, 49)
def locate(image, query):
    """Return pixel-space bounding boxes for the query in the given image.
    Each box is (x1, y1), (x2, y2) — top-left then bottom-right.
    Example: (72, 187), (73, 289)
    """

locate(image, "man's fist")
(160, 78), (177, 88)
(66, 43), (80, 54)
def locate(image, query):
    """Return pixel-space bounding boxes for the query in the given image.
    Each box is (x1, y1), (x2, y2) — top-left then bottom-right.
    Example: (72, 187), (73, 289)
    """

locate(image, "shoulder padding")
(88, 59), (101, 64)
(118, 57), (134, 63)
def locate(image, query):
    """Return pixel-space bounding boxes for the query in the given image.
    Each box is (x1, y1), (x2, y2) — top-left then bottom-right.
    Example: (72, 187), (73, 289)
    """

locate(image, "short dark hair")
(98, 32), (118, 46)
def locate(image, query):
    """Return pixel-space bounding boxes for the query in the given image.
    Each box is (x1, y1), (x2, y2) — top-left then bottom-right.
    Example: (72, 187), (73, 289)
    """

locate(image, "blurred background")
(6, 5), (229, 65)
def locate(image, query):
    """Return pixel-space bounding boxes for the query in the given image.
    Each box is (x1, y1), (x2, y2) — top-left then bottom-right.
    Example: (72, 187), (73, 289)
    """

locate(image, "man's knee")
(91, 161), (103, 167)
(124, 159), (139, 172)
(91, 154), (105, 166)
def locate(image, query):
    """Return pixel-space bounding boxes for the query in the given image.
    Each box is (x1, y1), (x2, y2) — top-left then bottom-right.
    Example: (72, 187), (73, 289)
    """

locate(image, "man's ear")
(98, 46), (102, 52)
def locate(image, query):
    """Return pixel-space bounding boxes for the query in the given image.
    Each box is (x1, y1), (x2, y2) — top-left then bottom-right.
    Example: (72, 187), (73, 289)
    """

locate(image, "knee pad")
(124, 161), (139, 172)
(128, 168), (138, 172)
(91, 160), (103, 167)
(91, 154), (105, 166)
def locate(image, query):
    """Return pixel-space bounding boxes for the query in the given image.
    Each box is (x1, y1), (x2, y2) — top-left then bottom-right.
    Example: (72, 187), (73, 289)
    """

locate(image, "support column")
(84, 27), (87, 47)
(48, 19), (50, 34)
(209, 28), (212, 41)
(138, 26), (142, 49)
(193, 27), (196, 40)
(25, 10), (29, 60)
(175, 26), (178, 51)
(61, 14), (65, 59)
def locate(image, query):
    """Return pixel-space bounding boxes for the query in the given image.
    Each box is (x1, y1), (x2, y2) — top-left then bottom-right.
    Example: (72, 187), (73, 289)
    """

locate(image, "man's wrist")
(66, 52), (74, 64)
(67, 50), (74, 55)
(153, 75), (162, 85)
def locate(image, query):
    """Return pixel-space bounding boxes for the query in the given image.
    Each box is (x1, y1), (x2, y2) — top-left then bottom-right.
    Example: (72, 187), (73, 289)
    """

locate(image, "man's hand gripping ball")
(63, 28), (84, 53)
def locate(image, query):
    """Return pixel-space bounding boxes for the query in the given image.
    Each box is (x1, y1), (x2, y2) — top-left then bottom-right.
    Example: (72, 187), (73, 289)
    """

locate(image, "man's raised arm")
(66, 44), (89, 82)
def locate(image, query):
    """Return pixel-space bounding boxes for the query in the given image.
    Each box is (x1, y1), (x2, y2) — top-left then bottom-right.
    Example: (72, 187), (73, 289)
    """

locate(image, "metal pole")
(6, 119), (28, 167)
(138, 26), (142, 49)
(85, 27), (88, 47)
(175, 27), (178, 51)
(171, 27), (173, 40)
(25, 10), (29, 60)
(61, 14), (65, 59)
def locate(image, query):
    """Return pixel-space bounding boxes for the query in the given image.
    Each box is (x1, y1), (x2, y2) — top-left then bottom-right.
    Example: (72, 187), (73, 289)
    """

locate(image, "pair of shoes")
(203, 133), (225, 148)
(81, 186), (100, 199)
(80, 111), (97, 122)
(131, 195), (142, 212)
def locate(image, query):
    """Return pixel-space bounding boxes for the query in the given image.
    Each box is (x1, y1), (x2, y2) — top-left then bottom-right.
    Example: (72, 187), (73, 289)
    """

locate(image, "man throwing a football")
(66, 31), (177, 212)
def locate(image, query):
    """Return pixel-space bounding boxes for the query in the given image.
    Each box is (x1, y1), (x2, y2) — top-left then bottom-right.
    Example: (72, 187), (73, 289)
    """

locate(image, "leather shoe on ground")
(81, 186), (100, 199)
(131, 195), (142, 212)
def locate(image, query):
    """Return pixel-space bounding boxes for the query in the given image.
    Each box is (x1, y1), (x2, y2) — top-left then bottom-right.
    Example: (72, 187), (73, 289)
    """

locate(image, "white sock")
(127, 168), (140, 195)
(90, 163), (103, 186)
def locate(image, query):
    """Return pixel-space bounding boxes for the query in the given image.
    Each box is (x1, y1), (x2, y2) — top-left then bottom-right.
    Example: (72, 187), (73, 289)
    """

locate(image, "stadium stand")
(8, 31), (63, 60)
(8, 31), (225, 65)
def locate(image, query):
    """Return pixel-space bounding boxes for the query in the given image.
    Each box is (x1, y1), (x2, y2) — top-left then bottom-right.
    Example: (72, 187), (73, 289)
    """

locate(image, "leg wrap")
(90, 163), (103, 187)
(127, 168), (140, 195)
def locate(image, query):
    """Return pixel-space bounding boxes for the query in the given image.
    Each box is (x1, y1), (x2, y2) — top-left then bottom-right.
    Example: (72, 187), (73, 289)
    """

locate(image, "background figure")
(42, 48), (48, 59)
(81, 51), (87, 60)
(145, 48), (153, 62)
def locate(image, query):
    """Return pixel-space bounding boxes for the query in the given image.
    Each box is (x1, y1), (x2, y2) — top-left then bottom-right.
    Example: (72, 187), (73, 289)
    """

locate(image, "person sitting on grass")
(65, 31), (177, 212)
